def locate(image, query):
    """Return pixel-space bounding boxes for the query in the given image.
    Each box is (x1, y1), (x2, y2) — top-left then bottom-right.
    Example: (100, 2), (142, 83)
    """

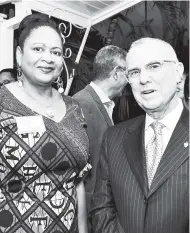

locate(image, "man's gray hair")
(93, 45), (127, 81)
(128, 37), (178, 61)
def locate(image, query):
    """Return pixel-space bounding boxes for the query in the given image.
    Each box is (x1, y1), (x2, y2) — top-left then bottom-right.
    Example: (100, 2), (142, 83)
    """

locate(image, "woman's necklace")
(21, 86), (55, 118)
(46, 106), (55, 118)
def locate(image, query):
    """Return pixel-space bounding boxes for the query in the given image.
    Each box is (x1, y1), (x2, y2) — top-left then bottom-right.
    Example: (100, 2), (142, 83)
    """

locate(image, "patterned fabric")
(0, 87), (91, 233)
(145, 121), (164, 187)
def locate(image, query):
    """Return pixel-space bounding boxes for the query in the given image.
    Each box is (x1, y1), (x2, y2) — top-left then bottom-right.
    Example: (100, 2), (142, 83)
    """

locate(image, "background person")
(0, 68), (17, 87)
(0, 13), (90, 233)
(183, 74), (189, 109)
(90, 37), (189, 233)
(73, 45), (128, 213)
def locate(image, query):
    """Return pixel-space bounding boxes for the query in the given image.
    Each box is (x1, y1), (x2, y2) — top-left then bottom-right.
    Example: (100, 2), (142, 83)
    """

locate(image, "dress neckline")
(2, 86), (68, 124)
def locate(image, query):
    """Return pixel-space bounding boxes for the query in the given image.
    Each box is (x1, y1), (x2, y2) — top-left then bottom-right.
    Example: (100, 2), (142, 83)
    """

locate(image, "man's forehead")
(126, 42), (177, 68)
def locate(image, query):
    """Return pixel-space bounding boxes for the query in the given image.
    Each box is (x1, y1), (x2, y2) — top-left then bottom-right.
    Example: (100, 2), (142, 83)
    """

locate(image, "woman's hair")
(18, 13), (62, 50)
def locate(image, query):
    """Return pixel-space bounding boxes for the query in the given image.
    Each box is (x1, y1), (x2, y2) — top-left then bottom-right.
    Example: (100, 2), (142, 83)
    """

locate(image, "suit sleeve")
(89, 131), (124, 233)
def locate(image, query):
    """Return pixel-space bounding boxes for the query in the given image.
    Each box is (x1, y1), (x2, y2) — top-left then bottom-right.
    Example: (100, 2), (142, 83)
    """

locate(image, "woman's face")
(17, 26), (63, 86)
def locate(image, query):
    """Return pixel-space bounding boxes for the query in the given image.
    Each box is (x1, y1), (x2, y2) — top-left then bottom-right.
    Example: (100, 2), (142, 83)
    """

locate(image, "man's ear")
(114, 72), (118, 81)
(111, 68), (118, 81)
(175, 62), (184, 84)
(16, 46), (22, 67)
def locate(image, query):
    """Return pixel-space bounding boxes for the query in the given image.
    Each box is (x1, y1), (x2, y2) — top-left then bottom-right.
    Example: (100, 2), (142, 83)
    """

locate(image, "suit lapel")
(123, 115), (149, 197)
(148, 108), (189, 197)
(85, 85), (113, 126)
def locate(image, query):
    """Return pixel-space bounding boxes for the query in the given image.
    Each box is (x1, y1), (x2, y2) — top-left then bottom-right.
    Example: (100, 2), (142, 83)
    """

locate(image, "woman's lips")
(38, 67), (54, 73)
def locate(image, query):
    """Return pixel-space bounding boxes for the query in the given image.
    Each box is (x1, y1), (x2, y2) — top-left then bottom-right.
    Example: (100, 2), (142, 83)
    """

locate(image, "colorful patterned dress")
(0, 87), (91, 233)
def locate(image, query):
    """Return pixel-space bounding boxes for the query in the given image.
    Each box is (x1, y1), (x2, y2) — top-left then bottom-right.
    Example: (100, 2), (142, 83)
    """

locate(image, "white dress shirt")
(90, 82), (115, 123)
(145, 99), (184, 155)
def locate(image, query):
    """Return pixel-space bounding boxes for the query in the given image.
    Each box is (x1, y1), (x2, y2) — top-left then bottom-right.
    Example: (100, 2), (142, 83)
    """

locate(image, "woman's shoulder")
(62, 94), (80, 108)
(61, 94), (86, 122)
(1, 82), (19, 99)
(0, 83), (21, 105)
(0, 85), (11, 102)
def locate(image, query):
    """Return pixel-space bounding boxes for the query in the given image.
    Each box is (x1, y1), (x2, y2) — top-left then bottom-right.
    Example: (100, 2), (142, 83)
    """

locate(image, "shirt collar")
(145, 98), (184, 131)
(90, 81), (112, 104)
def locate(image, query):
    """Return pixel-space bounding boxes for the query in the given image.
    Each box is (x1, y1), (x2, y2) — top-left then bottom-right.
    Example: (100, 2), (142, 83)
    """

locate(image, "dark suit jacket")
(73, 85), (113, 207)
(90, 107), (189, 233)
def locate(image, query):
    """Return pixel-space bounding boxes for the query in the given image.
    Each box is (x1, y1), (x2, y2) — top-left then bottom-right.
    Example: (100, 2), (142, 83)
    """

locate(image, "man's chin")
(141, 104), (161, 113)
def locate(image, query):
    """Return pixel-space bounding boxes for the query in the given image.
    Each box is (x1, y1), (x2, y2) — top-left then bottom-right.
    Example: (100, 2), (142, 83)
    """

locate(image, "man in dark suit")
(90, 37), (189, 233)
(73, 45), (128, 210)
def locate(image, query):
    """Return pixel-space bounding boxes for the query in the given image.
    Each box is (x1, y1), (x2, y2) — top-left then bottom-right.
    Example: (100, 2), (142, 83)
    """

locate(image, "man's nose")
(139, 69), (151, 84)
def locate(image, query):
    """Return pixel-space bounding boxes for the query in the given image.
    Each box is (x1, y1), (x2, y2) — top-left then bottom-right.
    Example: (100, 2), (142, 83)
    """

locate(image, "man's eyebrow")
(146, 61), (162, 66)
(128, 67), (140, 72)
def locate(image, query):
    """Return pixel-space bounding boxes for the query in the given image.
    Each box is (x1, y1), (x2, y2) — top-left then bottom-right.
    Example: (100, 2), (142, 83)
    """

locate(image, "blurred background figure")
(0, 68), (17, 88)
(177, 72), (189, 110)
(177, 73), (185, 99)
(184, 74), (189, 110)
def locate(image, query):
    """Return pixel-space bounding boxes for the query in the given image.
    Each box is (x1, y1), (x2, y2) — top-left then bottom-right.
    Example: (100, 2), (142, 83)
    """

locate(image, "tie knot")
(104, 101), (114, 108)
(151, 121), (164, 135)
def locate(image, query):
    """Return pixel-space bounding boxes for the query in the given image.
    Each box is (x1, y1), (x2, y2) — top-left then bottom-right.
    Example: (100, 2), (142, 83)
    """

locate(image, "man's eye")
(34, 47), (43, 52)
(148, 63), (161, 70)
(129, 70), (140, 77)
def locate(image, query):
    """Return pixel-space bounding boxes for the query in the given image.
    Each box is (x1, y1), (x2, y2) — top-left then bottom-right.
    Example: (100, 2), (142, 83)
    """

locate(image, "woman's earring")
(17, 65), (23, 87)
(17, 65), (22, 77)
(57, 76), (64, 93)
(18, 79), (23, 87)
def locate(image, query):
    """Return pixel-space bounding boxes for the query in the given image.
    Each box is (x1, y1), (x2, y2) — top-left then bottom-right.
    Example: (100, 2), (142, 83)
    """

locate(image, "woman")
(0, 13), (90, 233)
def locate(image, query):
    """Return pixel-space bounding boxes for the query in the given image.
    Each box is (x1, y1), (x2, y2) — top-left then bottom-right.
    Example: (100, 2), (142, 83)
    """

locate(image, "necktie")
(103, 101), (114, 108)
(145, 121), (164, 187)
(103, 101), (115, 124)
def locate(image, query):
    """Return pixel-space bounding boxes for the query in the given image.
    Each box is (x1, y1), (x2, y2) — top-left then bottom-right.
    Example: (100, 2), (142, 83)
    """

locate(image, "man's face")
(126, 42), (183, 113)
(0, 72), (15, 87)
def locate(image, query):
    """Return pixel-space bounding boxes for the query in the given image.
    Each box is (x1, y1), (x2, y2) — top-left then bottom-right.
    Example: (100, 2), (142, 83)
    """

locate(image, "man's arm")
(90, 132), (123, 233)
(77, 181), (88, 233)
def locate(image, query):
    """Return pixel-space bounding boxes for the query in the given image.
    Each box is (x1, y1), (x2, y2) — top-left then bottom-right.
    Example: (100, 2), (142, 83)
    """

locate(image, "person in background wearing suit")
(183, 74), (189, 110)
(90, 37), (189, 233)
(73, 45), (128, 211)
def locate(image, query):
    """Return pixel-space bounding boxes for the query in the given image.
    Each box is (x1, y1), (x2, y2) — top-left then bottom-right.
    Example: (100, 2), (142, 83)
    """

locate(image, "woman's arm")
(76, 181), (88, 233)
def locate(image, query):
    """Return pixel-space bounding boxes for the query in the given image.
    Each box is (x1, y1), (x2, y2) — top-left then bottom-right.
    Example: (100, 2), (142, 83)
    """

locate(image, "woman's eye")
(34, 47), (43, 52)
(52, 51), (62, 56)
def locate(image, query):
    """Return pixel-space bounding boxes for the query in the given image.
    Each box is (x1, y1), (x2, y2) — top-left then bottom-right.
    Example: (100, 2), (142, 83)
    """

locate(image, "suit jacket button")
(144, 198), (148, 204)
(83, 123), (87, 128)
